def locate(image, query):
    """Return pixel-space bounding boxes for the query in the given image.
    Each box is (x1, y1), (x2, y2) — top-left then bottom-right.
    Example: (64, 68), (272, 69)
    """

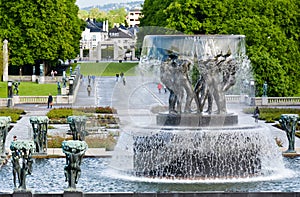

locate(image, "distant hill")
(81, 1), (144, 12)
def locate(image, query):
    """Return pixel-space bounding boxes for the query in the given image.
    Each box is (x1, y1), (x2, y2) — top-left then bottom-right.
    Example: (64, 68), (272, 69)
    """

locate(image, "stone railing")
(0, 98), (8, 107)
(12, 95), (73, 105)
(9, 75), (63, 83)
(0, 95), (75, 107)
(259, 97), (300, 106)
(225, 95), (242, 103)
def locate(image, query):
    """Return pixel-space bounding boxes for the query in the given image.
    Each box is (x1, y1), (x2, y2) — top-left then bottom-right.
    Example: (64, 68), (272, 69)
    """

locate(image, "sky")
(76, 0), (140, 9)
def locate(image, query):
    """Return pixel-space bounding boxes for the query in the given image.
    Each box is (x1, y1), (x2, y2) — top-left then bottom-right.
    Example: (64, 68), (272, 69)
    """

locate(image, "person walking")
(47, 93), (53, 109)
(254, 106), (260, 123)
(87, 84), (92, 96)
(157, 83), (162, 93)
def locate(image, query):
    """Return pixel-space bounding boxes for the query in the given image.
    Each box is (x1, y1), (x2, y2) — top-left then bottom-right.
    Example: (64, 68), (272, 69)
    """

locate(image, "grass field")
(0, 82), (57, 98)
(0, 62), (138, 98)
(79, 62), (138, 76)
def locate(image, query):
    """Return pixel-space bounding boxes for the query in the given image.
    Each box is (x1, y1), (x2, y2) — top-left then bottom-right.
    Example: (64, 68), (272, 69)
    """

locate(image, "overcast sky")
(76, 0), (140, 9)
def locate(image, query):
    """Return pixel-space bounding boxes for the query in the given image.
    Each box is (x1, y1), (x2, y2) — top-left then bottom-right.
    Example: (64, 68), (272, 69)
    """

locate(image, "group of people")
(115, 72), (126, 85)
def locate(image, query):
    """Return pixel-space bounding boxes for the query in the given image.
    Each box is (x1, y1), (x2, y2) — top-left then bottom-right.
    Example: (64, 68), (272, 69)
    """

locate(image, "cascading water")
(109, 35), (288, 181)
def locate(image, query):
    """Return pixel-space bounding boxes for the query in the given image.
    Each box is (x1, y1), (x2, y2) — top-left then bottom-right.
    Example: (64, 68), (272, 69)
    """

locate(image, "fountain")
(109, 35), (287, 181)
(0, 35), (298, 194)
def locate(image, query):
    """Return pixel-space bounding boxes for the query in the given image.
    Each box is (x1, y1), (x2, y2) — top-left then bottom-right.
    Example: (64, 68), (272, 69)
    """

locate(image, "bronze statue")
(10, 140), (35, 190)
(30, 116), (49, 153)
(62, 140), (87, 189)
(279, 114), (299, 153)
(67, 116), (87, 141)
(197, 51), (238, 114)
(160, 54), (195, 113)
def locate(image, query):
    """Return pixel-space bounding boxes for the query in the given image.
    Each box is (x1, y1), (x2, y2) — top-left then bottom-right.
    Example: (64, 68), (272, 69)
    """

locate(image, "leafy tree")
(0, 0), (85, 74)
(107, 8), (127, 28)
(88, 8), (107, 21)
(141, 0), (300, 96)
(0, 39), (3, 79)
(140, 0), (174, 27)
(78, 10), (89, 20)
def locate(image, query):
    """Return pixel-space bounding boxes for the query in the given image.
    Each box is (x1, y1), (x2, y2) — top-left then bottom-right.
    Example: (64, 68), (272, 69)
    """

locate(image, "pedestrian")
(51, 70), (54, 79)
(87, 84), (92, 96)
(253, 106), (260, 123)
(157, 83), (162, 93)
(164, 85), (167, 93)
(88, 75), (91, 84)
(116, 73), (119, 82)
(122, 76), (126, 86)
(47, 93), (53, 109)
(13, 135), (17, 141)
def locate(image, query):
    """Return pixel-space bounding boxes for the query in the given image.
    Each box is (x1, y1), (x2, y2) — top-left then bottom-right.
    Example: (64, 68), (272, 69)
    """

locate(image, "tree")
(140, 0), (300, 96)
(107, 8), (127, 28)
(140, 0), (174, 27)
(0, 0), (85, 73)
(88, 8), (107, 21)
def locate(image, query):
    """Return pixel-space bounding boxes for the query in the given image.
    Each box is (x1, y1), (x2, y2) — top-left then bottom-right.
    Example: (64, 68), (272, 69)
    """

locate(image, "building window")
(92, 35), (96, 41)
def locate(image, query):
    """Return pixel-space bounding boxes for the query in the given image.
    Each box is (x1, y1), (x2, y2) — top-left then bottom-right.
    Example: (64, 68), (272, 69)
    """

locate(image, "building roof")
(108, 26), (133, 39)
(86, 18), (104, 32)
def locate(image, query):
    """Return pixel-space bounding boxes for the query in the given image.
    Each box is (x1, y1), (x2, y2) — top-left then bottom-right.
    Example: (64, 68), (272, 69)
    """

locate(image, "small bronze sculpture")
(10, 140), (35, 190)
(67, 116), (87, 141)
(62, 140), (87, 189)
(279, 114), (299, 153)
(30, 116), (49, 154)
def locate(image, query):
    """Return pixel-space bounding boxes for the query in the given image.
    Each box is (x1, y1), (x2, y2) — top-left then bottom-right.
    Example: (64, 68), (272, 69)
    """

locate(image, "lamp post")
(250, 79), (255, 106)
(70, 66), (72, 76)
(57, 81), (61, 95)
(69, 77), (74, 95)
(7, 81), (13, 107)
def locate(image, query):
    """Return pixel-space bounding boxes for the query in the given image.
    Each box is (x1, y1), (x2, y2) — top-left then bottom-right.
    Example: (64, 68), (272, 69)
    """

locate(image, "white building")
(126, 7), (142, 27)
(79, 19), (137, 61)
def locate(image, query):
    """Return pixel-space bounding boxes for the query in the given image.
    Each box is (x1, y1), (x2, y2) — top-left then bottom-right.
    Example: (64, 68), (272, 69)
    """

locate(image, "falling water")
(109, 35), (288, 182)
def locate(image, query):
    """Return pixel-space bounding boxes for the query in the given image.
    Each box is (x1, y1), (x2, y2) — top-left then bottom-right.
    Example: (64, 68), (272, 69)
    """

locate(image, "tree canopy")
(140, 0), (300, 97)
(78, 7), (127, 28)
(0, 0), (85, 70)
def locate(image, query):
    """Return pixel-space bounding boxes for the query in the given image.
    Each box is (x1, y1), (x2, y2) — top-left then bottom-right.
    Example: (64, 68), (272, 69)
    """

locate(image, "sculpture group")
(160, 50), (238, 115)
(6, 115), (88, 192)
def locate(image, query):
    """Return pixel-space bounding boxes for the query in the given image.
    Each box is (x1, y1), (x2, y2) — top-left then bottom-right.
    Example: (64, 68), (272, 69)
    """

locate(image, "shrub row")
(243, 107), (300, 123)
(47, 134), (116, 151)
(47, 106), (116, 119)
(0, 107), (25, 123)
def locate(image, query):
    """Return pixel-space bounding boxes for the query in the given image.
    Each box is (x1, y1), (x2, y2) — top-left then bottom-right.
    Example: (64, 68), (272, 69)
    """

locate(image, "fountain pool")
(0, 157), (298, 193)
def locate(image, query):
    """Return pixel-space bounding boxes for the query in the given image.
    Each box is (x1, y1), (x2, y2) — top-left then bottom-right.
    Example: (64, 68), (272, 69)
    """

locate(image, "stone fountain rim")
(124, 124), (264, 131)
(145, 34), (246, 39)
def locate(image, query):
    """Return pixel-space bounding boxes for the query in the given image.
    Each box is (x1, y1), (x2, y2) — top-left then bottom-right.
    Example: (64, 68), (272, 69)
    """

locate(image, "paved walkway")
(5, 76), (300, 158)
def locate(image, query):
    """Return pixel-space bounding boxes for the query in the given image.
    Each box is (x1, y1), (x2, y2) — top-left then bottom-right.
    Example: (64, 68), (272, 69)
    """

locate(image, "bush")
(85, 134), (116, 151)
(46, 108), (85, 119)
(0, 107), (25, 123)
(47, 134), (116, 151)
(243, 107), (300, 123)
(47, 135), (72, 148)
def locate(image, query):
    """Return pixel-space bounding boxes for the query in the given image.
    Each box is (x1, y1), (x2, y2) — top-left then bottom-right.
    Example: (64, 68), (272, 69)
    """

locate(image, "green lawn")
(79, 62), (138, 76)
(0, 62), (138, 98)
(0, 82), (57, 98)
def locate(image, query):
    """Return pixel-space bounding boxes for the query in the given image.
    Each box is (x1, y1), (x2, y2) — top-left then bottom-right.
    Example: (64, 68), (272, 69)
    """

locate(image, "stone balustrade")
(266, 97), (300, 106)
(1, 95), (300, 107)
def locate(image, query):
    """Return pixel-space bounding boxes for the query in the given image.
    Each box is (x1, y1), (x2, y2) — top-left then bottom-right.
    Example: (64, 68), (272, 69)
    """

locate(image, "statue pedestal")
(262, 96), (268, 105)
(157, 113), (238, 127)
(31, 75), (36, 82)
(38, 76), (45, 84)
(13, 190), (33, 197)
(64, 190), (83, 197)
(61, 87), (67, 95)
